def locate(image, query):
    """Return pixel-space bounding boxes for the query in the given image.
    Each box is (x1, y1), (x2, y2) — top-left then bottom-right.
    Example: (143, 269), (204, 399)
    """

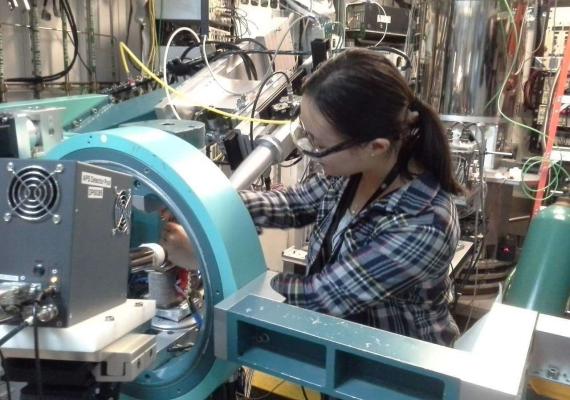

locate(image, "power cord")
(6, 0), (79, 83)
(249, 71), (292, 143)
(32, 303), (44, 400)
(0, 316), (35, 400)
(0, 350), (12, 400)
(0, 317), (33, 348)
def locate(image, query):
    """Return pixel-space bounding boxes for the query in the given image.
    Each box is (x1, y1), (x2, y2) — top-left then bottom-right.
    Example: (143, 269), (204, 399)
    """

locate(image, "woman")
(163, 48), (462, 346)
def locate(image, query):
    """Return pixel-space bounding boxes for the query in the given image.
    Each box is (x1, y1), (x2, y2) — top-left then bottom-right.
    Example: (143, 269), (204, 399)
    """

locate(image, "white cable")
(374, 4), (389, 46)
(163, 27), (201, 120)
(201, 14), (317, 97)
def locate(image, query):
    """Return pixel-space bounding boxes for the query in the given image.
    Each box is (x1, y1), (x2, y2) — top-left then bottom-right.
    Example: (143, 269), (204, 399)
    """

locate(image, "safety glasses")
(291, 122), (364, 159)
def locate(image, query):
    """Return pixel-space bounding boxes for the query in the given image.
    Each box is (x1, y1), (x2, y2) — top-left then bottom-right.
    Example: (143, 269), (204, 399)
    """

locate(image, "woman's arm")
(239, 173), (332, 229)
(270, 223), (457, 317)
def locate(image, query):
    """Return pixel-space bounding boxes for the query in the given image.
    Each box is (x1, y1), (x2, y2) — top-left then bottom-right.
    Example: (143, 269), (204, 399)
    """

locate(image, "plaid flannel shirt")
(239, 172), (460, 345)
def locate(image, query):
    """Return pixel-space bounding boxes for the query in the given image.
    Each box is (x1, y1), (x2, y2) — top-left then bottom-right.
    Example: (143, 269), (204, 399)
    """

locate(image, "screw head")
(6, 162), (13, 172)
(52, 215), (61, 224)
(3, 213), (11, 222)
(55, 164), (64, 173)
(547, 367), (560, 380)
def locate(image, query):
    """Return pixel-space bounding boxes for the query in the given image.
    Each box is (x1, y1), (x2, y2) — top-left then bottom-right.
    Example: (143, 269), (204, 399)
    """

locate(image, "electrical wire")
(6, 0), (78, 83)
(249, 71), (291, 142)
(325, 21), (345, 51)
(0, 350), (12, 400)
(280, 156), (303, 167)
(0, 320), (31, 347)
(236, 37), (273, 68)
(120, 42), (290, 125)
(201, 14), (316, 96)
(125, 0), (133, 45)
(495, 0), (548, 139)
(301, 386), (310, 400)
(520, 155), (569, 200)
(32, 303), (44, 400)
(145, 0), (159, 72)
(374, 3), (389, 46)
(512, 8), (547, 76)
(451, 125), (487, 311)
(163, 27), (201, 120)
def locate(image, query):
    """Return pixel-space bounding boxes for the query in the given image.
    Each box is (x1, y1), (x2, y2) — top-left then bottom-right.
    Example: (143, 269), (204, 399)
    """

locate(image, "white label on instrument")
(378, 15), (391, 24)
(87, 186), (104, 199)
(81, 172), (112, 188)
(0, 274), (20, 282)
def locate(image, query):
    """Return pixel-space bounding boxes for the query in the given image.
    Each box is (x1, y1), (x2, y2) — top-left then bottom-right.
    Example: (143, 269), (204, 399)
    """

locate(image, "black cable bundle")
(249, 71), (291, 143)
(32, 303), (44, 400)
(172, 41), (258, 81)
(7, 0), (79, 83)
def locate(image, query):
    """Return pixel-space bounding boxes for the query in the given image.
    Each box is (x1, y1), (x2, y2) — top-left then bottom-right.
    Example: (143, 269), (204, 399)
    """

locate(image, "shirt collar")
(374, 173), (441, 216)
(329, 173), (441, 216)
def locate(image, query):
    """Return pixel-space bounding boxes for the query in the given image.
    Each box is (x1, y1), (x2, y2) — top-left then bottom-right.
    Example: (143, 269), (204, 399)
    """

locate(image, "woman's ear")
(366, 138), (391, 157)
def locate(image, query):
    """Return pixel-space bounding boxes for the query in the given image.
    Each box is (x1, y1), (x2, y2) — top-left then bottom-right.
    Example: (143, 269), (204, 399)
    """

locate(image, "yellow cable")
(120, 42), (130, 75)
(118, 42), (290, 125)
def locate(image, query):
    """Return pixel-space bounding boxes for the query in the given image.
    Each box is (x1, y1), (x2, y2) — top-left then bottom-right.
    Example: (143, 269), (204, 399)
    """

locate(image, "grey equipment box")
(0, 159), (133, 327)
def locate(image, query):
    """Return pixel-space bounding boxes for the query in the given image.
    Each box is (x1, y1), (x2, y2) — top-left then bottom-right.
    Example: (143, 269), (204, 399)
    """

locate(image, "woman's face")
(299, 96), (371, 176)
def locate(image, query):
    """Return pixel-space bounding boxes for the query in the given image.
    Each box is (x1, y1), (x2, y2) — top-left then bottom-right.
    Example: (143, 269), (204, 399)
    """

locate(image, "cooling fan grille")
(113, 189), (131, 234)
(7, 164), (60, 222)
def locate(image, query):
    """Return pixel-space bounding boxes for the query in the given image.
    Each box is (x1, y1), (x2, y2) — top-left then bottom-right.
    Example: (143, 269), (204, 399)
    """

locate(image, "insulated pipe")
(86, 0), (97, 92)
(61, 8), (70, 95)
(229, 120), (297, 190)
(0, 26), (5, 102)
(108, 0), (117, 82)
(29, 0), (41, 98)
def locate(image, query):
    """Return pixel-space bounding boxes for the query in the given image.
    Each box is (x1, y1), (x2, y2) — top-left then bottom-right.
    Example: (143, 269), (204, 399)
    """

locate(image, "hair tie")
(409, 97), (422, 111)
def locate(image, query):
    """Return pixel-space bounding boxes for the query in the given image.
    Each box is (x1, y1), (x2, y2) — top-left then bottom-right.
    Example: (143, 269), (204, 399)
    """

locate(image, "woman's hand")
(160, 220), (198, 269)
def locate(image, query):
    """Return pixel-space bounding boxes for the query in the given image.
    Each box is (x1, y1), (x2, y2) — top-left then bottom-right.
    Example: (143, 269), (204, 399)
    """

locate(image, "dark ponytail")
(302, 48), (463, 195)
(399, 99), (463, 195)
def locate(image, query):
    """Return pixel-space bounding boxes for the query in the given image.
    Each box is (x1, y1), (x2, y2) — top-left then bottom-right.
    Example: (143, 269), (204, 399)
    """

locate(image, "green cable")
(519, 156), (569, 200)
(495, 0), (547, 138)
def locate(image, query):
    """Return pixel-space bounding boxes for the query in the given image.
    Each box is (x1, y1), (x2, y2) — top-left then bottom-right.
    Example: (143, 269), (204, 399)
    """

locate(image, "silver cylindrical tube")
(230, 121), (297, 190)
(415, 0), (511, 117)
(148, 270), (180, 309)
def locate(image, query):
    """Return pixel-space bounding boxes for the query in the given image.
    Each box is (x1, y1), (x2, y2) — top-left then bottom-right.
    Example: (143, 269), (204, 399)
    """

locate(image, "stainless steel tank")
(414, 0), (511, 117)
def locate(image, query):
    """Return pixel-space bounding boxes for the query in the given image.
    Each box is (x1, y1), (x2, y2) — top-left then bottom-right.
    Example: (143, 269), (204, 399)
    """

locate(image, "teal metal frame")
(215, 272), (538, 400)
(47, 127), (267, 399)
(0, 94), (109, 127)
(0, 90), (166, 135)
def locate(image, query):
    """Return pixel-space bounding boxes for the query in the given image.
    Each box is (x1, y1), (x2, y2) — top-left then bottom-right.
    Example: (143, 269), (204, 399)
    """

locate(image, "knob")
(37, 304), (58, 323)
